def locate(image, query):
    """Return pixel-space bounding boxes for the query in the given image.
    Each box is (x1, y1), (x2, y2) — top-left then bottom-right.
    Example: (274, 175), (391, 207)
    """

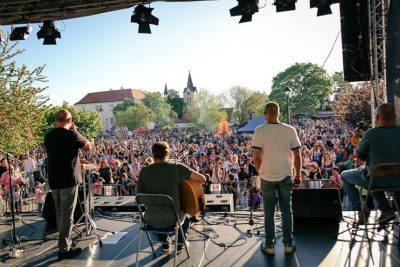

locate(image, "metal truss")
(368, 0), (389, 123)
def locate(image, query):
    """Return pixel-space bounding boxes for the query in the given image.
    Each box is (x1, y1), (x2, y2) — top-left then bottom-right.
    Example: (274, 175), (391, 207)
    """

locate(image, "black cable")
(322, 30), (341, 68)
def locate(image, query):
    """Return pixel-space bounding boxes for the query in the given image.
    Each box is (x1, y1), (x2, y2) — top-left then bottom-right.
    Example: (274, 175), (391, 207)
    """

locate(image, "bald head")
(376, 103), (395, 126)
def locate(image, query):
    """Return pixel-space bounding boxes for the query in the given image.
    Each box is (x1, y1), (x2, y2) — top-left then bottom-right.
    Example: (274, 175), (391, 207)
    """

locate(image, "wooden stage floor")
(0, 211), (399, 267)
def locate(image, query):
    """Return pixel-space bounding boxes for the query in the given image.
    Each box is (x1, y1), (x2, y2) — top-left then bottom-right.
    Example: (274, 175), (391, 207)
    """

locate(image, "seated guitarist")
(137, 141), (205, 254)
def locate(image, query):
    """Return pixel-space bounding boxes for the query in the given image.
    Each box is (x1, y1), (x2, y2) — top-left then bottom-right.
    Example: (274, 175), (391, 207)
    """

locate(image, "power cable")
(322, 30), (341, 69)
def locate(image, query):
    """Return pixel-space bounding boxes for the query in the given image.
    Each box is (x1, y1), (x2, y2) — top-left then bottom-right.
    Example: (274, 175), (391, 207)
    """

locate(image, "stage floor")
(0, 211), (399, 267)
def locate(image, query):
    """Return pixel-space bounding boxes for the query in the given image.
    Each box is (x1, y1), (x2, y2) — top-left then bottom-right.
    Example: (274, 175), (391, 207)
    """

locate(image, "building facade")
(74, 88), (146, 132)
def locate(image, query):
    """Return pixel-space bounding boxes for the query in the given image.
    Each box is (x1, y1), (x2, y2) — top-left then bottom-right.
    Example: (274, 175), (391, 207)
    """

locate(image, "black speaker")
(292, 189), (342, 224)
(339, 0), (370, 82)
(42, 189), (94, 225)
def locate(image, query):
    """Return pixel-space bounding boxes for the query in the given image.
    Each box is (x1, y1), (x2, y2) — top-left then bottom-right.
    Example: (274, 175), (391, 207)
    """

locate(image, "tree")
(142, 92), (175, 125)
(0, 37), (49, 154)
(187, 89), (226, 130)
(221, 86), (253, 125)
(166, 89), (186, 119)
(115, 103), (154, 130)
(41, 102), (103, 140)
(113, 98), (136, 116)
(332, 72), (353, 94)
(269, 62), (333, 119)
(332, 82), (372, 127)
(243, 91), (269, 120)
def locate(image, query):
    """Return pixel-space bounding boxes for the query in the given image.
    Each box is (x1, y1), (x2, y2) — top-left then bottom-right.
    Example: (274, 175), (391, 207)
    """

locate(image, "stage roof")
(0, 0), (200, 25)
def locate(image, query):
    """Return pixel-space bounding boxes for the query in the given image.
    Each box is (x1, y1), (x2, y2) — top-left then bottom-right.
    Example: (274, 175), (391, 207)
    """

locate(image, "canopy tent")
(237, 117), (265, 134)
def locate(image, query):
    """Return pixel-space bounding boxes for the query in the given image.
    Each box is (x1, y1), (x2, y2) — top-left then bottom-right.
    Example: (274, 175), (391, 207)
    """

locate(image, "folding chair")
(353, 161), (400, 261)
(135, 193), (190, 267)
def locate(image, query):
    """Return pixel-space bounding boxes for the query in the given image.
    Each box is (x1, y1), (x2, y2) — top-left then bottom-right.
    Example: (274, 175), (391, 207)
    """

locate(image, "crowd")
(0, 117), (358, 212)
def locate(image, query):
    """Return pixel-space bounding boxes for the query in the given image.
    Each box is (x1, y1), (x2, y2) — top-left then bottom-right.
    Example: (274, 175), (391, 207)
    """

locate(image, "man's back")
(358, 126), (400, 167)
(138, 162), (191, 228)
(253, 123), (300, 181)
(45, 128), (86, 189)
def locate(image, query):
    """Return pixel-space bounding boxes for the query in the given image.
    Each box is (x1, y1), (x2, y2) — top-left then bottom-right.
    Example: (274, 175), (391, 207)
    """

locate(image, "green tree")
(187, 89), (226, 129)
(269, 62), (333, 119)
(221, 86), (253, 125)
(332, 72), (353, 94)
(166, 89), (186, 119)
(113, 98), (136, 116)
(0, 37), (49, 154)
(41, 102), (103, 140)
(115, 103), (154, 130)
(142, 92), (175, 125)
(332, 82), (371, 127)
(243, 91), (269, 120)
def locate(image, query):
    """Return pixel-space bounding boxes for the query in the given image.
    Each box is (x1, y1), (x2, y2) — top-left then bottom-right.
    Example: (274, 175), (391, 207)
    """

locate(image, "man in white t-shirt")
(23, 154), (36, 186)
(252, 102), (301, 256)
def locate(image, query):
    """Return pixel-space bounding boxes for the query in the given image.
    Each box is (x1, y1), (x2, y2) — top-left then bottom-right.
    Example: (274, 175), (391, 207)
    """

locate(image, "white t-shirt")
(252, 122), (301, 181)
(23, 159), (36, 173)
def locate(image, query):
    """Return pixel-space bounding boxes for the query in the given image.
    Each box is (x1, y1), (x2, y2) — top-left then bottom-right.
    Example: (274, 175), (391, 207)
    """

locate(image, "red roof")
(74, 88), (146, 105)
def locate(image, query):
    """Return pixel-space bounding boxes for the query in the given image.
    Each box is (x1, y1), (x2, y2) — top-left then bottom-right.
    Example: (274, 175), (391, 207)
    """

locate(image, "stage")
(0, 211), (399, 267)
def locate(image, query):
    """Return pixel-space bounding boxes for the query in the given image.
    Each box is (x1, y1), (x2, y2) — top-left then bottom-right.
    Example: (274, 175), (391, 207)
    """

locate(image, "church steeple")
(187, 71), (194, 89)
(164, 83), (168, 97)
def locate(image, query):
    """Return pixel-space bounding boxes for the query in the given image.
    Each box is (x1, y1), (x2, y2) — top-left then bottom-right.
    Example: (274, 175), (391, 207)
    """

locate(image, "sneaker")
(284, 244), (296, 254)
(261, 244), (275, 255)
(58, 247), (82, 261)
(177, 240), (190, 255)
(377, 210), (396, 225)
(162, 239), (172, 254)
(357, 210), (371, 225)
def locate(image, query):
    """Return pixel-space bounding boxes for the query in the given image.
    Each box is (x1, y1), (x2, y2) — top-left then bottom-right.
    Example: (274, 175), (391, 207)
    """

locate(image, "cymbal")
(82, 164), (97, 171)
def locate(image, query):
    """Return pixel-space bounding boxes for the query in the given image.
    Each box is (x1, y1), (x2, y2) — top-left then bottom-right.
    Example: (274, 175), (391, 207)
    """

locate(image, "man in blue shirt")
(342, 103), (400, 225)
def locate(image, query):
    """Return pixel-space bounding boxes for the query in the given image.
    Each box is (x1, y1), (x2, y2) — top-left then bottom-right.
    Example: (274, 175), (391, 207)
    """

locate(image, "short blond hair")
(55, 109), (72, 122)
(264, 102), (280, 116)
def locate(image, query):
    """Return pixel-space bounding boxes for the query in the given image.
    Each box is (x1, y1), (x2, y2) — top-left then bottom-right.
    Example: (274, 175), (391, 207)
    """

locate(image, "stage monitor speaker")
(93, 196), (141, 212)
(292, 189), (342, 224)
(204, 194), (234, 213)
(339, 0), (370, 82)
(43, 190), (94, 225)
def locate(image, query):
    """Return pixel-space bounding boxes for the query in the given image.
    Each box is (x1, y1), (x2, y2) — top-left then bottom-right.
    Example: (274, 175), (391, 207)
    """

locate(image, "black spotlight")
(230, 0), (259, 23)
(10, 25), (32, 41)
(37, 20), (61, 45)
(274, 0), (297, 13)
(131, 4), (159, 34)
(311, 0), (339, 16)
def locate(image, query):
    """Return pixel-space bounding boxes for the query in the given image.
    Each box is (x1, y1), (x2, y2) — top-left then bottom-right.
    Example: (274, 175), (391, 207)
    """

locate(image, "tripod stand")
(72, 170), (102, 247)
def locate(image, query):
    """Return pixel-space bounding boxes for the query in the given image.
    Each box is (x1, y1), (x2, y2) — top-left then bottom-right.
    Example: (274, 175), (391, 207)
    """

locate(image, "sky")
(9, 0), (344, 106)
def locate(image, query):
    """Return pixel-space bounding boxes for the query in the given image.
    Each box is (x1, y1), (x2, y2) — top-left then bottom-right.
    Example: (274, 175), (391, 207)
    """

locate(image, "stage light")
(37, 20), (61, 45)
(310, 0), (339, 16)
(274, 0), (297, 13)
(10, 25), (32, 41)
(130, 4), (159, 34)
(230, 0), (259, 23)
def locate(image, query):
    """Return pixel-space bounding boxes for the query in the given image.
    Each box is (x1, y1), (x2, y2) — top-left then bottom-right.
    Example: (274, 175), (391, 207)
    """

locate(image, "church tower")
(163, 83), (168, 97)
(183, 71), (197, 107)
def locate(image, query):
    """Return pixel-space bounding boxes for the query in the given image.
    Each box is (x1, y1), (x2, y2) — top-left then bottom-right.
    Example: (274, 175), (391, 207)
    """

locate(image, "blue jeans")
(261, 176), (293, 246)
(341, 167), (394, 212)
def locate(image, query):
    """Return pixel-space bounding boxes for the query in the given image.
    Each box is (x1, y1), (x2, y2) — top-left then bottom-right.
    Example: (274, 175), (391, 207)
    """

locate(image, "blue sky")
(9, 0), (343, 106)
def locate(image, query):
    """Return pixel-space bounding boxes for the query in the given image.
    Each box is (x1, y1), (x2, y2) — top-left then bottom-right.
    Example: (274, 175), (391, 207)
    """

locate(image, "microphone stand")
(0, 149), (20, 247)
(0, 149), (47, 259)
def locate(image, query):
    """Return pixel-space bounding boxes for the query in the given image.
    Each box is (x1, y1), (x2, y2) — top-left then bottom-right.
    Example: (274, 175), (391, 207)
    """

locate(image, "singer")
(44, 109), (92, 261)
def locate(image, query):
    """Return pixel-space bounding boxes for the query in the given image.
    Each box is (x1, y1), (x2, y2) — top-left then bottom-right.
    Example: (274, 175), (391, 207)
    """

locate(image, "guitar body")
(180, 179), (205, 216)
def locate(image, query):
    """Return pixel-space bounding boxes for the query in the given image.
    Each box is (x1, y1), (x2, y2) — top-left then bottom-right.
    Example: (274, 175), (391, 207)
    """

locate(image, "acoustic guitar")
(180, 179), (205, 216)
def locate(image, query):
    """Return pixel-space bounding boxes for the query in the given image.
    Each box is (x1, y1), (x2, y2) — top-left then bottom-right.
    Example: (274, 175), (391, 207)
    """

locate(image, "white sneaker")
(177, 240), (190, 254)
(262, 245), (275, 255)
